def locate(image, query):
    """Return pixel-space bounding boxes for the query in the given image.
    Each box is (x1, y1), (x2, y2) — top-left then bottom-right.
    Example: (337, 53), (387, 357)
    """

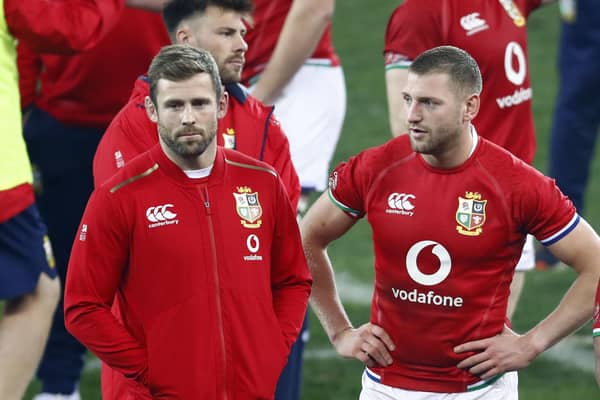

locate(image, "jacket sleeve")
(270, 178), (312, 349)
(263, 111), (301, 211)
(16, 42), (41, 110)
(64, 189), (148, 384)
(4, 0), (125, 53)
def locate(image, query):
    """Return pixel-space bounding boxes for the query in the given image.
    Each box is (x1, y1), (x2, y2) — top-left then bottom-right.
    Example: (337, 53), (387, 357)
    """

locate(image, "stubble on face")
(408, 116), (462, 156)
(158, 118), (218, 159)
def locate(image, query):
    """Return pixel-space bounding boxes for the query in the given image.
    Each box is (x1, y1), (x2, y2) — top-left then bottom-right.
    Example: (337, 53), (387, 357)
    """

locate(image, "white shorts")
(515, 234), (535, 272)
(251, 61), (346, 191)
(359, 368), (518, 400)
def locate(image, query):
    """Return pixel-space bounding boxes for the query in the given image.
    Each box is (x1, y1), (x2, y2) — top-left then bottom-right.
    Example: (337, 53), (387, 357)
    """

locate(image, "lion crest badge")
(234, 186), (262, 228)
(456, 191), (487, 236)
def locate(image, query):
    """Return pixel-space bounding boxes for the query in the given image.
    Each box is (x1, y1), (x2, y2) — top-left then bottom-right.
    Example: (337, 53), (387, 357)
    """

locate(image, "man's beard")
(159, 120), (217, 159)
(409, 120), (462, 156)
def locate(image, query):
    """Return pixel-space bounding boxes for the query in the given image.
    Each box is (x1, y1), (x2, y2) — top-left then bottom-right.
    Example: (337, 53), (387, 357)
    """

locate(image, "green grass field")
(23, 1), (600, 398)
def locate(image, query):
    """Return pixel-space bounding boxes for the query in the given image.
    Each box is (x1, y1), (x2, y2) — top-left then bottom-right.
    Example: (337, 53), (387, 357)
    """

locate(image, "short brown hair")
(409, 46), (483, 98)
(163, 0), (254, 37)
(147, 44), (223, 105)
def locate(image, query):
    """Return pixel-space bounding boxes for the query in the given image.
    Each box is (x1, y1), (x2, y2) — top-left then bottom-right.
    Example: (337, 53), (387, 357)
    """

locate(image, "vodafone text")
(392, 287), (464, 308)
(496, 87), (532, 109)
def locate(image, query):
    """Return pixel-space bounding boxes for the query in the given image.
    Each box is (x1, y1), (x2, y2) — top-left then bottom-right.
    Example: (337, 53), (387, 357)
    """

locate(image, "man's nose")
(181, 104), (195, 125)
(406, 103), (421, 123)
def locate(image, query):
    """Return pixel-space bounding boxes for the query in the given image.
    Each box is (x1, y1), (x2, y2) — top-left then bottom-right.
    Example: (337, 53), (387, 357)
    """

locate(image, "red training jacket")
(1, 0), (125, 222)
(5, 0), (125, 54)
(17, 7), (170, 128)
(65, 145), (312, 399)
(93, 77), (301, 209)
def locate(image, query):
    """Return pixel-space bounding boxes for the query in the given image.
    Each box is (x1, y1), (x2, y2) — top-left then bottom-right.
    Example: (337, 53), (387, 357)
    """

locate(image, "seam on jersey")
(259, 106), (275, 161)
(327, 188), (361, 217)
(224, 158), (277, 177)
(110, 164), (159, 193)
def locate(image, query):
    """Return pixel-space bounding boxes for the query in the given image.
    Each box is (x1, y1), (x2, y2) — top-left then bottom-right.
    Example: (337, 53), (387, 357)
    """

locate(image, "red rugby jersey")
(384, 0), (542, 164)
(329, 133), (577, 392)
(242, 0), (339, 85)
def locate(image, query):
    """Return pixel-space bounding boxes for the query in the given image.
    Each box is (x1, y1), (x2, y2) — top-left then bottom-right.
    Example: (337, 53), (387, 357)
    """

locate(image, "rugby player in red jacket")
(94, 0), (300, 210)
(65, 44), (311, 400)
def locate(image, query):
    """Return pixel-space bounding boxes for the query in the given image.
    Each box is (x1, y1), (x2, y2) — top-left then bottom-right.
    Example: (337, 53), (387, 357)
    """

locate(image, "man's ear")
(145, 96), (158, 123)
(175, 24), (192, 44)
(217, 89), (229, 119)
(463, 93), (480, 123)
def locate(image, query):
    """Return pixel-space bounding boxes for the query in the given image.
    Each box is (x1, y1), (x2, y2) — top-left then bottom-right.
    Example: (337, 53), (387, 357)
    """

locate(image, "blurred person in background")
(1, 2), (142, 399)
(537, 0), (600, 269)
(18, 3), (170, 399)
(242, 2), (345, 397)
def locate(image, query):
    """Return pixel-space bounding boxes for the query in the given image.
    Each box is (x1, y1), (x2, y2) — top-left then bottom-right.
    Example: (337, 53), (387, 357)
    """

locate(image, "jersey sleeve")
(64, 189), (149, 384)
(515, 164), (578, 245)
(5, 0), (125, 53)
(16, 42), (41, 110)
(383, 0), (442, 68)
(328, 152), (369, 219)
(270, 176), (312, 349)
(262, 111), (301, 211)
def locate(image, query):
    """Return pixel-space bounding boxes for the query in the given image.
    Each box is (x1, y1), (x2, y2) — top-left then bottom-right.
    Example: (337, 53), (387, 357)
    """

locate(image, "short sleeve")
(328, 156), (367, 219)
(383, 0), (442, 68)
(516, 165), (578, 245)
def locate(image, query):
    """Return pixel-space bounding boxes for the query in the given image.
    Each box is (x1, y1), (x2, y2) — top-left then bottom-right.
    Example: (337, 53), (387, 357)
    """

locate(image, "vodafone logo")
(390, 240), (464, 308)
(406, 241), (451, 286)
(386, 193), (415, 216)
(246, 234), (260, 253)
(504, 42), (526, 85)
(146, 204), (179, 228)
(244, 234), (263, 261)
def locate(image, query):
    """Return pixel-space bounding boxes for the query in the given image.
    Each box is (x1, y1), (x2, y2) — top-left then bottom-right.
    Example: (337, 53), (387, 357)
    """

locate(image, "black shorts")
(0, 204), (57, 299)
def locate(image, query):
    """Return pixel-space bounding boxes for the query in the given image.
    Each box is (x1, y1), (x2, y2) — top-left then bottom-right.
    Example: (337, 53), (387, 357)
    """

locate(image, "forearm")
(385, 68), (409, 137)
(525, 271), (598, 355)
(506, 271), (525, 319)
(252, 0), (334, 104)
(304, 243), (353, 344)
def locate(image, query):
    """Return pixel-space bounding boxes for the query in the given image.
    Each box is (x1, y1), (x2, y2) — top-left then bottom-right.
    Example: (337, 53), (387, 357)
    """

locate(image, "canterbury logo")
(386, 193), (416, 216)
(146, 204), (177, 222)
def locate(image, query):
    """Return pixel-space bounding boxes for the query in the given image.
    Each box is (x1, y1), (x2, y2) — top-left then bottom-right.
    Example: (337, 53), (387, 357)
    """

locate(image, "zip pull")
(201, 187), (212, 215)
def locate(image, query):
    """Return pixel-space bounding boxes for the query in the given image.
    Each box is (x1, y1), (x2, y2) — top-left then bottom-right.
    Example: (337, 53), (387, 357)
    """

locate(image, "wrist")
(330, 325), (352, 345)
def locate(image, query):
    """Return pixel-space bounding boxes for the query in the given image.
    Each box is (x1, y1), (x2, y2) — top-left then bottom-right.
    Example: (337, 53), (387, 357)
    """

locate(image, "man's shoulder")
(99, 148), (160, 195)
(226, 83), (271, 117)
(355, 135), (414, 167)
(222, 148), (278, 178)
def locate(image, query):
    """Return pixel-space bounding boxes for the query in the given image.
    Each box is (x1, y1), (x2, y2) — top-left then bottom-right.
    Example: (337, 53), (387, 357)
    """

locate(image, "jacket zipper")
(200, 186), (228, 399)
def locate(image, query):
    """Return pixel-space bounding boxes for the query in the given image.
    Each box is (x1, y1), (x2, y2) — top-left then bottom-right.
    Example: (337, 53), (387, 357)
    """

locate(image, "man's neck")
(160, 141), (217, 171)
(421, 124), (476, 169)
